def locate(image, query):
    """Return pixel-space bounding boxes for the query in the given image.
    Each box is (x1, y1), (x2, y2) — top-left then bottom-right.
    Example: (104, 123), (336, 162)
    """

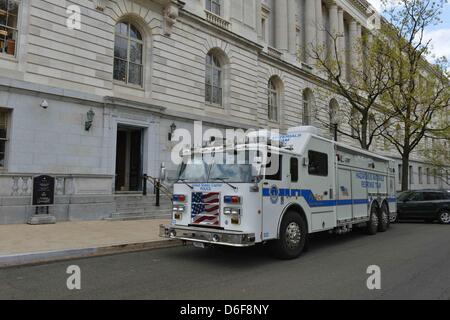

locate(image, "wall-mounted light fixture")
(168, 122), (176, 141)
(85, 108), (95, 131)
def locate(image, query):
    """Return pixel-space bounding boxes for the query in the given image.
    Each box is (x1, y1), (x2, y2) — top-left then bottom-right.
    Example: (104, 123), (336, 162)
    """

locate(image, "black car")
(396, 190), (450, 224)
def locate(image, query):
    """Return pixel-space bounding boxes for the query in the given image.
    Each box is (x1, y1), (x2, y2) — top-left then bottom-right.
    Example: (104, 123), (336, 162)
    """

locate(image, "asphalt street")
(1, 222), (449, 300)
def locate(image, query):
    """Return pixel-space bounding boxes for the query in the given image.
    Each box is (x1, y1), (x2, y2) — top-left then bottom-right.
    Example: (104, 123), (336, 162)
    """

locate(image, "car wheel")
(390, 212), (398, 223)
(366, 204), (379, 235)
(438, 211), (450, 224)
(378, 203), (390, 232)
(270, 211), (307, 260)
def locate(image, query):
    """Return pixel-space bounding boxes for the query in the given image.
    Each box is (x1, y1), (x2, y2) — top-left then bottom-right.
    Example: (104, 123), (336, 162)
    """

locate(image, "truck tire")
(438, 210), (450, 224)
(271, 211), (307, 260)
(366, 204), (379, 235)
(378, 203), (390, 232)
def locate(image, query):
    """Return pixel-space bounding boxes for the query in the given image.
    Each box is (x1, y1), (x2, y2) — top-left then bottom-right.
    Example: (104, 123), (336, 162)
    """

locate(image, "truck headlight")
(224, 208), (240, 216)
(173, 205), (185, 220)
(231, 213), (241, 225)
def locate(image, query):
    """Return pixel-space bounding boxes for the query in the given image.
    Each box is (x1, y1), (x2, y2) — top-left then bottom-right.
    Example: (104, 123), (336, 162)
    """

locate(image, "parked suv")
(396, 190), (450, 224)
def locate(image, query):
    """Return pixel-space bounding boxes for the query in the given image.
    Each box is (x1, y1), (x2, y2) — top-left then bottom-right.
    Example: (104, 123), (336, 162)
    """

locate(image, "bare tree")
(379, 0), (450, 191)
(308, 21), (396, 150)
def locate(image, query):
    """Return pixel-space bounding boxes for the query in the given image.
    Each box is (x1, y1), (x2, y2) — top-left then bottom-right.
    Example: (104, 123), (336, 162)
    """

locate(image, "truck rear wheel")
(271, 211), (307, 260)
(366, 204), (379, 235)
(378, 203), (390, 232)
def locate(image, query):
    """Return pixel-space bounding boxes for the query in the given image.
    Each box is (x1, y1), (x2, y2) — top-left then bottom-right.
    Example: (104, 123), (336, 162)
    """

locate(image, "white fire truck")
(160, 126), (397, 259)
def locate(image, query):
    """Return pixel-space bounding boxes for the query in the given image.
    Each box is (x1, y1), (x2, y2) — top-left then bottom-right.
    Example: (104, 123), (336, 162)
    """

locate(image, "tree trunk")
(360, 113), (369, 150)
(401, 153), (410, 192)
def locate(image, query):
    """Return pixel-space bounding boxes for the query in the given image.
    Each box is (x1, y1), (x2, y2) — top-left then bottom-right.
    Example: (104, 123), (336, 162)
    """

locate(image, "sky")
(367, 0), (450, 65)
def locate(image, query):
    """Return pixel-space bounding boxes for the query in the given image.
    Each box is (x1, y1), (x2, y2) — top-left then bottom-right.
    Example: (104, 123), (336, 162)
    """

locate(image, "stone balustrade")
(0, 174), (114, 197)
(205, 10), (230, 30)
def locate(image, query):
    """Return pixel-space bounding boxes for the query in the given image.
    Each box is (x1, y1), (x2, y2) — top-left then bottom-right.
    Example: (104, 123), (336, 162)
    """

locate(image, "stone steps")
(113, 193), (172, 219)
(107, 211), (171, 221)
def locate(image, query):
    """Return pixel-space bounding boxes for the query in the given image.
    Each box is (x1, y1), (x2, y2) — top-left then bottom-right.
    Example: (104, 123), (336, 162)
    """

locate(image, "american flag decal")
(191, 192), (220, 226)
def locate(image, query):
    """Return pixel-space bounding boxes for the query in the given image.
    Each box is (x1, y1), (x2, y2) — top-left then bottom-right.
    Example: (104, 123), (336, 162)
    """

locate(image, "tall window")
(418, 167), (423, 184)
(409, 165), (413, 185)
(329, 99), (338, 138)
(261, 17), (267, 42)
(0, 110), (8, 168)
(426, 168), (431, 184)
(268, 78), (278, 121)
(302, 89), (313, 125)
(113, 22), (143, 86)
(206, 0), (221, 15)
(0, 0), (19, 57)
(205, 52), (222, 106)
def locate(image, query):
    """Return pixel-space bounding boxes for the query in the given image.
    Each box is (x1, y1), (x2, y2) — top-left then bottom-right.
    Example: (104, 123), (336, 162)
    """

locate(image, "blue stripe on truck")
(262, 188), (395, 208)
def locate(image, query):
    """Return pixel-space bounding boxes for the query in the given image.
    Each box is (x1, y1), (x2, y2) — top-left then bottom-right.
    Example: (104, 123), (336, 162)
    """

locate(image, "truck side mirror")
(253, 156), (263, 181)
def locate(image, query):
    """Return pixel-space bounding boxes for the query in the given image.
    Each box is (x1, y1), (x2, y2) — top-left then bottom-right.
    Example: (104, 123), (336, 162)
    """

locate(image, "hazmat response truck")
(160, 126), (397, 259)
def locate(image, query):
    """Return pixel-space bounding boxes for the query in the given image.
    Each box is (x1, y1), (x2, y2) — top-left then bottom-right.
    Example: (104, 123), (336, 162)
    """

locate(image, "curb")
(0, 239), (184, 268)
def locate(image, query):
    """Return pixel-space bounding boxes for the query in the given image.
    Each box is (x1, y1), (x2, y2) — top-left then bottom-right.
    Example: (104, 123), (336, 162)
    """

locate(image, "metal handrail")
(142, 174), (173, 202)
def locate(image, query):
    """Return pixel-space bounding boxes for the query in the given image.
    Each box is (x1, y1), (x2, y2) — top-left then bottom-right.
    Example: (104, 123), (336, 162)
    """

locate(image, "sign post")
(28, 175), (57, 225)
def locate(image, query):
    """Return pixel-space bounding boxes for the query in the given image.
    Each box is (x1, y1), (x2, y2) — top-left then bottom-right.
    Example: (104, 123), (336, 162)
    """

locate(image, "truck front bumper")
(159, 224), (256, 247)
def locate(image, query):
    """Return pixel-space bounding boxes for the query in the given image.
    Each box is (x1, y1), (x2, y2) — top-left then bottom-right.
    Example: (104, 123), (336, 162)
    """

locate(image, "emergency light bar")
(224, 196), (241, 204)
(173, 194), (186, 202)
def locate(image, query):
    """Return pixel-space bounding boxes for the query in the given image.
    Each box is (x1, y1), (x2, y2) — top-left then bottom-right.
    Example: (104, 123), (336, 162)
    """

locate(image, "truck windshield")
(177, 151), (255, 183)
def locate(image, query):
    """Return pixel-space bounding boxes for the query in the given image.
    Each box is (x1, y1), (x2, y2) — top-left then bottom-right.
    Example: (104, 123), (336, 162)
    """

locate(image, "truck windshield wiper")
(177, 179), (193, 189)
(212, 178), (237, 191)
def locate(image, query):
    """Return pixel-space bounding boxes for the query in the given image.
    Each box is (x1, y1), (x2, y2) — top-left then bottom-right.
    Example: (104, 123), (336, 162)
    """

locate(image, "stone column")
(338, 7), (345, 76)
(304, 0), (316, 65)
(288, 0), (297, 54)
(256, 0), (262, 39)
(349, 19), (358, 73)
(315, 0), (323, 54)
(356, 23), (362, 71)
(275, 0), (289, 51)
(328, 2), (338, 61)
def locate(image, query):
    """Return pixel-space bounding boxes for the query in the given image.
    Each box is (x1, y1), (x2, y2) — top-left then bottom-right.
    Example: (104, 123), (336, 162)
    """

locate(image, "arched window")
(113, 22), (143, 86)
(268, 77), (279, 121)
(205, 52), (223, 105)
(302, 89), (313, 125)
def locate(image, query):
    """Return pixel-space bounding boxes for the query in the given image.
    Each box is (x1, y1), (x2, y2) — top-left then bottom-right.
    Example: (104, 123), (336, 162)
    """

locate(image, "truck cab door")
(261, 154), (289, 241)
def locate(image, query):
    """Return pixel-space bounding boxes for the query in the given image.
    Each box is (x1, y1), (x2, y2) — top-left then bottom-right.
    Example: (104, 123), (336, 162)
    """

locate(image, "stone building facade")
(0, 0), (447, 224)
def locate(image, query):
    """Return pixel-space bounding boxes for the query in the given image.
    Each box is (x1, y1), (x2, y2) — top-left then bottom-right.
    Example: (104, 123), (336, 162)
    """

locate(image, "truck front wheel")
(270, 211), (307, 260)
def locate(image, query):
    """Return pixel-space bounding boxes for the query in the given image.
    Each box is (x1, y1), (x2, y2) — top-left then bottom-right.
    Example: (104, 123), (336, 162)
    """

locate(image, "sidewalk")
(0, 219), (181, 267)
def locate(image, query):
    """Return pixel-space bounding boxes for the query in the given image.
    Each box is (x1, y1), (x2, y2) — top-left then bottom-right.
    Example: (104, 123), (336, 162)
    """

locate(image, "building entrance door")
(115, 126), (143, 192)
